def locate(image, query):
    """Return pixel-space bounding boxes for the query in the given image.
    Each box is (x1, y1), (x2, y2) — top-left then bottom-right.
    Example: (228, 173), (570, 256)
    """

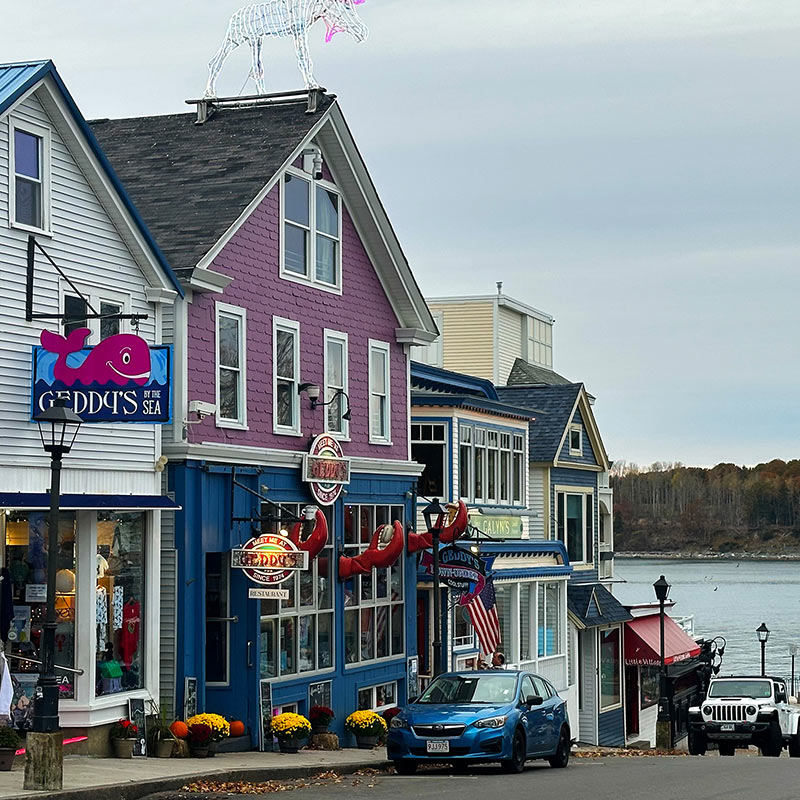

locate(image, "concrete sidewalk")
(0, 747), (389, 800)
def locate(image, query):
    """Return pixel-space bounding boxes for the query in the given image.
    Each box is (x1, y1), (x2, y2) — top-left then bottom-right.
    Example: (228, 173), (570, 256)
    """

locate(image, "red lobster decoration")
(288, 507), (328, 560)
(407, 500), (469, 554)
(339, 520), (405, 579)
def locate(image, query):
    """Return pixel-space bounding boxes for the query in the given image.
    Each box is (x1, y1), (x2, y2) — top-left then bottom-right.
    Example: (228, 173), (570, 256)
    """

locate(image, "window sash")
(369, 342), (390, 442)
(324, 331), (348, 435)
(13, 128), (45, 229)
(217, 307), (246, 424)
(273, 319), (300, 432)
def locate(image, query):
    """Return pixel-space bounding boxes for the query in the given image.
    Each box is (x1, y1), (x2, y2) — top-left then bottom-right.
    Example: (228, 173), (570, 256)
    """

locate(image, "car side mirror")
(526, 695), (544, 707)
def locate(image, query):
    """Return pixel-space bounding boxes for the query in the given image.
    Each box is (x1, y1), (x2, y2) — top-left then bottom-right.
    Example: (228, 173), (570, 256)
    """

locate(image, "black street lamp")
(756, 623), (770, 677)
(790, 644), (798, 697)
(24, 399), (82, 791)
(653, 575), (672, 750)
(422, 498), (445, 677)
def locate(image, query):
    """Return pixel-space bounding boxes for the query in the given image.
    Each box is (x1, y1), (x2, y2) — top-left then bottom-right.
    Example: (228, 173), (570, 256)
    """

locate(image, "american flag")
(466, 575), (501, 657)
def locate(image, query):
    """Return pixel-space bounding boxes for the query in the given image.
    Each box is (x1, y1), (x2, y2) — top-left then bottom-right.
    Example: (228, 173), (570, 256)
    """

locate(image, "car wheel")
(789, 734), (800, 758)
(759, 721), (783, 757)
(688, 731), (707, 756)
(394, 760), (418, 775)
(718, 742), (736, 757)
(501, 729), (526, 774)
(548, 727), (570, 769)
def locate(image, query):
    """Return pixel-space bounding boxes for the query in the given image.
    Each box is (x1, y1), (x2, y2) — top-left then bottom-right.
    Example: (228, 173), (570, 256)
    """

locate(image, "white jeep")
(688, 676), (800, 757)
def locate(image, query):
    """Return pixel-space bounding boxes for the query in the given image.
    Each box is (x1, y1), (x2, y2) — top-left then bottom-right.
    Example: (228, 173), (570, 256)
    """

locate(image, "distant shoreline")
(616, 552), (800, 562)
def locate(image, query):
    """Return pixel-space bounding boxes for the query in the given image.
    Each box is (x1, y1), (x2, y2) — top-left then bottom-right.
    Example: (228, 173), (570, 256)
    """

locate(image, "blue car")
(387, 670), (571, 774)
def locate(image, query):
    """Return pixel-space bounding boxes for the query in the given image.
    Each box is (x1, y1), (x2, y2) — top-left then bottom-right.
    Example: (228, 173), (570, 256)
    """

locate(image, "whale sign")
(31, 328), (172, 424)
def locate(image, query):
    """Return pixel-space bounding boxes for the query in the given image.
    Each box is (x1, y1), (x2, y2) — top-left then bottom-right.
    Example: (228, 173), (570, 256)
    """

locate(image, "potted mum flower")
(309, 705), (335, 735)
(110, 719), (139, 759)
(345, 710), (387, 749)
(187, 713), (230, 756)
(188, 723), (213, 758)
(0, 726), (20, 771)
(271, 712), (311, 753)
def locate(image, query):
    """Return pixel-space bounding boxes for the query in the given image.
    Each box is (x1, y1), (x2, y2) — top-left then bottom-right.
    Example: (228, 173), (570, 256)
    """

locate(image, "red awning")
(624, 614), (701, 667)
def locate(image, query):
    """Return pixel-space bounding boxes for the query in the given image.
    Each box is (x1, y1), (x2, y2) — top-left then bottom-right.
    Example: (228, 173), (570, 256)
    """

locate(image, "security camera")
(189, 400), (216, 419)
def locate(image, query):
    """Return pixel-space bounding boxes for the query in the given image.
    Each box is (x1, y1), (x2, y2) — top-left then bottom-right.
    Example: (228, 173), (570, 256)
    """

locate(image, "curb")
(5, 759), (392, 800)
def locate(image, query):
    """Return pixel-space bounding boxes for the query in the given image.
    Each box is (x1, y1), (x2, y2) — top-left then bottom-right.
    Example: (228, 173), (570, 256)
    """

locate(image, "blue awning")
(0, 493), (181, 511)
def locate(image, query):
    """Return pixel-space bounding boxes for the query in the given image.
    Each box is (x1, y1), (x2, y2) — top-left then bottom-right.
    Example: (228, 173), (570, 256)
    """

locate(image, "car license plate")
(427, 740), (450, 754)
(721, 724), (735, 732)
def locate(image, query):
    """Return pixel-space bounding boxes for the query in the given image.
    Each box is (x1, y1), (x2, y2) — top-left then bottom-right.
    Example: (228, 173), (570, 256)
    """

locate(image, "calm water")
(614, 558), (800, 681)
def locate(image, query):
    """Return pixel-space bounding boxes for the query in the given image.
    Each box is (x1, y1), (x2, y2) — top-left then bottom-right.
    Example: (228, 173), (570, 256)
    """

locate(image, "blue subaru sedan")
(387, 670), (570, 774)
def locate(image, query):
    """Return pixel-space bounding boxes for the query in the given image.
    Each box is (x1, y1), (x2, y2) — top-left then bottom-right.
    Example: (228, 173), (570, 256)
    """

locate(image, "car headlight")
(474, 716), (507, 729)
(390, 717), (410, 730)
(702, 706), (712, 716)
(746, 706), (757, 716)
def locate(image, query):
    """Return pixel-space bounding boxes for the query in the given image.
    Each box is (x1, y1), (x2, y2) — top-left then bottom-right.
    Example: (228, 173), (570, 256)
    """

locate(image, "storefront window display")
(95, 512), (145, 697)
(260, 505), (334, 679)
(357, 681), (397, 711)
(640, 665), (660, 709)
(4, 512), (76, 724)
(343, 505), (404, 665)
(600, 627), (621, 709)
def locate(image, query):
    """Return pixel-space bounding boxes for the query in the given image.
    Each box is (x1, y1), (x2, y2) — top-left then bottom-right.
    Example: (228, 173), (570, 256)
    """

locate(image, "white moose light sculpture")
(205, 0), (369, 97)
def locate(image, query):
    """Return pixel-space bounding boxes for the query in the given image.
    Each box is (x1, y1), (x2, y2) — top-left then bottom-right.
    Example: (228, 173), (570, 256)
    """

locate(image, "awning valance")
(0, 493), (181, 511)
(624, 614), (701, 667)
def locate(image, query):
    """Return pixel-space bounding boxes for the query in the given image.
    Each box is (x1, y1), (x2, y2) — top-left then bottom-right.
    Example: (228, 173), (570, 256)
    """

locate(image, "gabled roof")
(568, 583), (632, 629)
(90, 96), (437, 338)
(0, 60), (183, 298)
(506, 358), (574, 387)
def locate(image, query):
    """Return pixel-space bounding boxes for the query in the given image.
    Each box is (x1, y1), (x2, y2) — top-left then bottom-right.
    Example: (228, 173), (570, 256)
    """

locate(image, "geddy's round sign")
(232, 534), (308, 585)
(302, 433), (350, 506)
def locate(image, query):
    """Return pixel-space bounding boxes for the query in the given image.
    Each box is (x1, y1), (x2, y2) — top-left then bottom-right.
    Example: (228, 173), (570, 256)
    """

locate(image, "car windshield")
(416, 674), (518, 705)
(708, 680), (772, 699)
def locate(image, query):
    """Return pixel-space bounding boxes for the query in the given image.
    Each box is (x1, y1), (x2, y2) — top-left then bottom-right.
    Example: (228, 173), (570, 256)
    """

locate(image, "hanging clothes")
(0, 653), (12, 718)
(120, 599), (140, 667)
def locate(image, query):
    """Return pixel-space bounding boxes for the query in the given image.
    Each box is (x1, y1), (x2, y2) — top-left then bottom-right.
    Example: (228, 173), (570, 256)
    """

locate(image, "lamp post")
(756, 623), (770, 677)
(653, 575), (672, 751)
(24, 399), (82, 791)
(422, 498), (445, 677)
(790, 645), (798, 697)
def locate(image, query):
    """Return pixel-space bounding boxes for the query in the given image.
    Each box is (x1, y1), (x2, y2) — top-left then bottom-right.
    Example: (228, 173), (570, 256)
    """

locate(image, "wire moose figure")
(205, 0), (369, 97)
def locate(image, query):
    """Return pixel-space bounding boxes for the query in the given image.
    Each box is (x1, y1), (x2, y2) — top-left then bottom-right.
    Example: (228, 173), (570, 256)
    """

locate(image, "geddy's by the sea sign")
(31, 328), (172, 424)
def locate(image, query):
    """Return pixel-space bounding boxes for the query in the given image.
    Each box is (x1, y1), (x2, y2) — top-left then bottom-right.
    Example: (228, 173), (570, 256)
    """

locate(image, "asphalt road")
(241, 755), (800, 800)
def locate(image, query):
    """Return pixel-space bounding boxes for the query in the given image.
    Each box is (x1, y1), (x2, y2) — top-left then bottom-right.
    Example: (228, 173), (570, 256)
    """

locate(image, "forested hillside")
(611, 460), (800, 555)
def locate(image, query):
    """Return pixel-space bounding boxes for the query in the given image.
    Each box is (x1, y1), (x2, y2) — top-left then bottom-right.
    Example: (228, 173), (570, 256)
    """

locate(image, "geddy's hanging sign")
(31, 328), (172, 424)
(420, 546), (494, 605)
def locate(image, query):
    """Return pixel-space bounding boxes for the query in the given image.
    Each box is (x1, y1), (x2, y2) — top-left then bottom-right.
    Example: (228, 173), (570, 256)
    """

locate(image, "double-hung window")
(569, 426), (583, 456)
(512, 434), (525, 504)
(368, 340), (391, 444)
(63, 287), (128, 342)
(273, 317), (300, 434)
(11, 121), (50, 232)
(555, 488), (594, 565)
(459, 426), (472, 500)
(282, 170), (341, 290)
(324, 330), (348, 437)
(216, 303), (247, 427)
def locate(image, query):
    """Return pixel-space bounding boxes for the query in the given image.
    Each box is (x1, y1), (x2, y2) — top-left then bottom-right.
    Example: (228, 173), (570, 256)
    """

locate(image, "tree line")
(611, 460), (800, 546)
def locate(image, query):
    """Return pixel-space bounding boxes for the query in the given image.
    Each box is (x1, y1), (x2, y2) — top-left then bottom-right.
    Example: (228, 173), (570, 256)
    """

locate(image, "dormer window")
(10, 120), (51, 233)
(281, 168), (341, 291)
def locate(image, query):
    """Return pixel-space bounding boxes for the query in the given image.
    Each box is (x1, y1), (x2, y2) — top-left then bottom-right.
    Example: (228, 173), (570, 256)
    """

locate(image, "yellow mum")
(271, 712), (312, 740)
(187, 713), (230, 738)
(345, 710), (387, 736)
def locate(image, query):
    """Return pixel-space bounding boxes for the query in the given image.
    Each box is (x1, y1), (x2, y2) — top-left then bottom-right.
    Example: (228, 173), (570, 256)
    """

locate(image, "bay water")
(614, 558), (800, 683)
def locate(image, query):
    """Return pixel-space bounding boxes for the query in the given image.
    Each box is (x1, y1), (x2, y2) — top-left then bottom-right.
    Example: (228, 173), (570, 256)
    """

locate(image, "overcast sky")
(5, 1), (799, 467)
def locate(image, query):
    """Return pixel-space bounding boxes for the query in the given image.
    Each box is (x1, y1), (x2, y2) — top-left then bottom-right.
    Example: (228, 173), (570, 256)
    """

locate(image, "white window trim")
(358, 681), (398, 713)
(598, 625), (623, 712)
(368, 339), (392, 445)
(59, 281), (132, 342)
(215, 302), (248, 429)
(554, 485), (593, 566)
(323, 329), (349, 439)
(569, 425), (583, 456)
(9, 116), (52, 236)
(272, 316), (301, 436)
(279, 166), (343, 294)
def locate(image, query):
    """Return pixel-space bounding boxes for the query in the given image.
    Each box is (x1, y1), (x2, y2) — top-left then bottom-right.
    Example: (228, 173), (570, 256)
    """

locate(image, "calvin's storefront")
(168, 458), (420, 743)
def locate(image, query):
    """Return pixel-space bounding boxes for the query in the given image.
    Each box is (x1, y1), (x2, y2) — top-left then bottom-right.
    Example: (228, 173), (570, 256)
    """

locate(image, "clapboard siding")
(496, 305), (523, 385)
(0, 90), (162, 487)
(528, 466), (546, 539)
(578, 628), (598, 744)
(559, 408), (600, 467)
(428, 301), (495, 381)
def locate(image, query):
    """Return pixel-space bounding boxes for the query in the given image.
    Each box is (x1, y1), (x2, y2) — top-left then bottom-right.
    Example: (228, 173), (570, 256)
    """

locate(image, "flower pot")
(311, 724), (329, 735)
(155, 739), (174, 758)
(113, 739), (135, 759)
(207, 740), (218, 757)
(0, 748), (16, 771)
(189, 745), (209, 758)
(278, 738), (300, 754)
(355, 735), (378, 749)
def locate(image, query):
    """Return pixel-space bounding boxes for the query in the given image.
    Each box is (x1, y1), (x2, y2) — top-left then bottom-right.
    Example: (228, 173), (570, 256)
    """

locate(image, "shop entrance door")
(625, 666), (639, 736)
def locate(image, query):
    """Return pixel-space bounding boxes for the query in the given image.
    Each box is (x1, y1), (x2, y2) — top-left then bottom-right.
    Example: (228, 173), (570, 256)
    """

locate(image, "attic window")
(281, 168), (341, 291)
(10, 120), (51, 233)
(569, 427), (582, 456)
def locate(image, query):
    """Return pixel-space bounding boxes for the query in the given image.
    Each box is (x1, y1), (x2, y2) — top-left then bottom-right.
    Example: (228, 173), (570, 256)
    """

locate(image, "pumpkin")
(170, 720), (189, 739)
(229, 719), (245, 737)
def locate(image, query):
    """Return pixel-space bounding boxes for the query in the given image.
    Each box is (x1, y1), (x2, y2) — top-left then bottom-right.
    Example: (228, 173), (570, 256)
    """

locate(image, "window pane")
(259, 618), (276, 678)
(315, 235), (337, 284)
(316, 186), (339, 236)
(358, 688), (372, 710)
(205, 552), (228, 684)
(474, 448), (484, 499)
(317, 550), (332, 609)
(318, 612), (333, 669)
(64, 295), (88, 336)
(377, 682), (396, 707)
(460, 445), (471, 498)
(494, 584), (512, 660)
(327, 340), (343, 386)
(360, 608), (375, 661)
(276, 330), (295, 379)
(299, 567), (314, 607)
(327, 391), (344, 433)
(413, 442), (445, 496)
(600, 628), (621, 708)
(487, 449), (497, 500)
(500, 451), (509, 502)
(391, 604), (404, 655)
(14, 130), (40, 178)
(298, 615), (315, 672)
(519, 583), (532, 662)
(376, 567), (388, 599)
(284, 223), (308, 275)
(371, 350), (387, 394)
(345, 610), (359, 664)
(545, 583), (560, 655)
(100, 302), (121, 340)
(219, 315), (240, 368)
(360, 567), (373, 602)
(390, 560), (403, 600)
(376, 606), (389, 659)
(370, 394), (387, 439)
(285, 174), (309, 225)
(280, 618), (296, 675)
(219, 367), (238, 420)
(566, 495), (584, 562)
(537, 584), (545, 657)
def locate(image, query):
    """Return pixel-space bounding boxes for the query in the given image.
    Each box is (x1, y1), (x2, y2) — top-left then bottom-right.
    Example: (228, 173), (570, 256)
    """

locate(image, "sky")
(4, 1), (800, 468)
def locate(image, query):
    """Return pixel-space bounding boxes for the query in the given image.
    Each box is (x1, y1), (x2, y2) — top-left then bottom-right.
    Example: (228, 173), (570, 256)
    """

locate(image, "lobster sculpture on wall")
(339, 520), (405, 579)
(407, 500), (469, 554)
(288, 507), (329, 559)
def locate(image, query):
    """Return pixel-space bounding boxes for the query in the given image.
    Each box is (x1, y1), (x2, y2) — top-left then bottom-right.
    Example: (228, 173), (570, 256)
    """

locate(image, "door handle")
(207, 616), (239, 623)
(247, 641), (253, 668)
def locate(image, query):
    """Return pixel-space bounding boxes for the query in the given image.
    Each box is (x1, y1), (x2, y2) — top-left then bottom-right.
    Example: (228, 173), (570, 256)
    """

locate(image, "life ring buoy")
(407, 500), (469, 553)
(339, 520), (405, 579)
(288, 508), (328, 560)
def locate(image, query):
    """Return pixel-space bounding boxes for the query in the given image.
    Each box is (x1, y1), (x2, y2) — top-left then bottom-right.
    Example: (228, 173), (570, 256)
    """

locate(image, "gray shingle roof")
(506, 358), (573, 387)
(496, 383), (582, 462)
(568, 583), (632, 628)
(89, 96), (335, 276)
